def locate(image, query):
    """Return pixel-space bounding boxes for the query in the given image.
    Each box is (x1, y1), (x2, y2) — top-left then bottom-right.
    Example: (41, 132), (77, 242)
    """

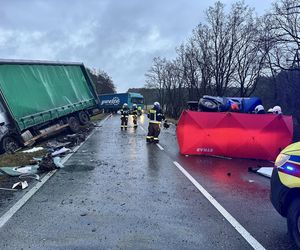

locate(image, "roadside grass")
(0, 150), (47, 167)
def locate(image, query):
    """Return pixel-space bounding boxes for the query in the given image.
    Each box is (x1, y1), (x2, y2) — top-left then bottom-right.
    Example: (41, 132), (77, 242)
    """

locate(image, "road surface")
(0, 114), (296, 249)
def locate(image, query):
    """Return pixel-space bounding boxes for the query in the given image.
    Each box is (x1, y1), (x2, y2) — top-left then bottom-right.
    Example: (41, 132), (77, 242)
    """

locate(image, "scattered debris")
(248, 180), (255, 183)
(22, 147), (44, 153)
(12, 181), (28, 190)
(248, 166), (274, 178)
(57, 133), (86, 147)
(47, 141), (71, 150)
(52, 147), (71, 157)
(38, 153), (60, 172)
(0, 165), (39, 176)
(257, 167), (273, 178)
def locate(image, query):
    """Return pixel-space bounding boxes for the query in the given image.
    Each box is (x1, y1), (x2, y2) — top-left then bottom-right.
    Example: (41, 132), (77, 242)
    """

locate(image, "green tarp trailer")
(0, 59), (99, 152)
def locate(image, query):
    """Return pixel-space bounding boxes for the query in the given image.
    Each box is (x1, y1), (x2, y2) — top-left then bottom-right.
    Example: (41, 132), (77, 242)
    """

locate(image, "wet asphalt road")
(0, 114), (297, 249)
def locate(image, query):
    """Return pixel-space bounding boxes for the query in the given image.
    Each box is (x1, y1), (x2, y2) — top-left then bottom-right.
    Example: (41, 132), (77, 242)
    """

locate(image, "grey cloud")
(0, 0), (273, 92)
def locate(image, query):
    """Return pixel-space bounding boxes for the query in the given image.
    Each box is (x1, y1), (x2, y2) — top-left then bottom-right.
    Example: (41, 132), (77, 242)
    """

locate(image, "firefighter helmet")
(254, 105), (265, 114)
(154, 102), (160, 109)
(273, 106), (282, 114)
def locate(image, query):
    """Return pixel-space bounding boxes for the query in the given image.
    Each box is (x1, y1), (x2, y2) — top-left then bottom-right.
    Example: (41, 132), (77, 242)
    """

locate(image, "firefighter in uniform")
(120, 103), (129, 130)
(137, 106), (142, 116)
(132, 104), (138, 129)
(146, 102), (165, 143)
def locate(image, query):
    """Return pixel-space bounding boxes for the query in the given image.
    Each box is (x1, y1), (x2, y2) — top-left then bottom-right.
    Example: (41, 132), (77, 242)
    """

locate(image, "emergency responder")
(254, 104), (265, 114)
(273, 105), (282, 114)
(120, 103), (129, 130)
(132, 103), (138, 129)
(137, 106), (142, 116)
(146, 102), (165, 143)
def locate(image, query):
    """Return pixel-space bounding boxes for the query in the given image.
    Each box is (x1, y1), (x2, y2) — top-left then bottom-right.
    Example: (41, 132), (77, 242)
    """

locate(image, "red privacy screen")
(176, 110), (293, 161)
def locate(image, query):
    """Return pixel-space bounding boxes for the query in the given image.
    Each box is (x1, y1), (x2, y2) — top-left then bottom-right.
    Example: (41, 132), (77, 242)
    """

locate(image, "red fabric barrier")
(176, 110), (293, 161)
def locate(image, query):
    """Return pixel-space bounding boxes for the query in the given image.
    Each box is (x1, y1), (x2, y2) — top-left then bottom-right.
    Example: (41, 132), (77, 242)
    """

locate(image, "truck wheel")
(68, 116), (80, 133)
(199, 98), (218, 112)
(1, 136), (19, 153)
(78, 111), (90, 125)
(287, 198), (300, 248)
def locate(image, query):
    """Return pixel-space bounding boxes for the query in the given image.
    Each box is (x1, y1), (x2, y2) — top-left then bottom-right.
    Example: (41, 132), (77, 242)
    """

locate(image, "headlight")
(275, 153), (290, 167)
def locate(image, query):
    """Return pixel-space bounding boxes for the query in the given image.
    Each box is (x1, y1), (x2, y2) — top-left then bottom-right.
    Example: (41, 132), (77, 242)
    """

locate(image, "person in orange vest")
(146, 102), (165, 143)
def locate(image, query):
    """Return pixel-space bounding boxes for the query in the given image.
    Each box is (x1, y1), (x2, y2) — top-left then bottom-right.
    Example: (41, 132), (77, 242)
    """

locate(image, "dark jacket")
(147, 107), (165, 124)
(121, 107), (130, 117)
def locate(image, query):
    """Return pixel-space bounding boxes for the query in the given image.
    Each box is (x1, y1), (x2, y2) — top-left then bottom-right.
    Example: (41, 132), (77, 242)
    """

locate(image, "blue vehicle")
(199, 96), (262, 113)
(98, 92), (144, 112)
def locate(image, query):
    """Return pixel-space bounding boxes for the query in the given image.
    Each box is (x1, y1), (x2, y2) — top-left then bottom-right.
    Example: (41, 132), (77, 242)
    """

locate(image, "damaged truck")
(0, 59), (99, 153)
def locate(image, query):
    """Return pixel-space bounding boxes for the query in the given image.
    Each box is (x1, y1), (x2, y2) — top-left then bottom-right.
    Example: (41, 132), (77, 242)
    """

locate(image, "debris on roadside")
(22, 147), (44, 153)
(46, 141), (71, 150)
(52, 147), (72, 157)
(0, 165), (39, 177)
(57, 133), (86, 147)
(248, 166), (273, 178)
(0, 114), (108, 198)
(37, 153), (63, 172)
(12, 180), (28, 190)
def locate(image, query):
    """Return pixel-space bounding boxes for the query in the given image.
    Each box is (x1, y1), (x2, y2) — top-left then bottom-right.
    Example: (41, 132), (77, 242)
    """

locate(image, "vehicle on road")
(98, 92), (144, 113)
(196, 95), (262, 113)
(0, 59), (99, 153)
(271, 142), (300, 248)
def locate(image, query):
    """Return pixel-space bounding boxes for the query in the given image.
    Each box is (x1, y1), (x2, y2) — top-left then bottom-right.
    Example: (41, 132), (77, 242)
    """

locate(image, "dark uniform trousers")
(147, 122), (160, 143)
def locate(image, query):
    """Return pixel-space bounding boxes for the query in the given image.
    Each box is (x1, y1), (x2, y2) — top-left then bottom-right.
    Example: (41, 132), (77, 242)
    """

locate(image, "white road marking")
(156, 143), (164, 151)
(173, 161), (266, 250)
(0, 114), (110, 228)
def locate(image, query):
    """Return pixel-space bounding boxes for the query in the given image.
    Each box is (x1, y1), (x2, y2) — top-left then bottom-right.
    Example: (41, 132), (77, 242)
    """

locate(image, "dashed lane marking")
(156, 143), (164, 151)
(0, 114), (111, 229)
(173, 161), (266, 250)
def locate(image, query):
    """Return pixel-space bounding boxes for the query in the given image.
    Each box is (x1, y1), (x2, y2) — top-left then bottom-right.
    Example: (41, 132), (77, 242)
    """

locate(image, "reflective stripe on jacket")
(147, 108), (164, 124)
(121, 108), (129, 117)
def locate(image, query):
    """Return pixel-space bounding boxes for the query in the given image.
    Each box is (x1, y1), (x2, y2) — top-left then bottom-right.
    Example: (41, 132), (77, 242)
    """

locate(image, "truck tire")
(1, 136), (19, 153)
(287, 198), (300, 248)
(68, 116), (80, 133)
(199, 98), (218, 112)
(78, 111), (90, 125)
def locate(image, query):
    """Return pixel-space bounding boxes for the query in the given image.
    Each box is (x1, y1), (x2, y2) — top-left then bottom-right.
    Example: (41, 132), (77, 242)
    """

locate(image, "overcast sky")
(0, 0), (274, 92)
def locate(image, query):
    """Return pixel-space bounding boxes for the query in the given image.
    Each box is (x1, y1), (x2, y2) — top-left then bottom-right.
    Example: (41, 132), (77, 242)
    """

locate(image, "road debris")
(12, 181), (28, 190)
(38, 154), (63, 172)
(52, 147), (72, 157)
(248, 166), (273, 178)
(22, 147), (44, 153)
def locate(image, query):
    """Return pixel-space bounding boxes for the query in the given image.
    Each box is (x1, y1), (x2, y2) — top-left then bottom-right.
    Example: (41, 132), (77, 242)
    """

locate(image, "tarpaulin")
(0, 63), (97, 131)
(176, 110), (293, 161)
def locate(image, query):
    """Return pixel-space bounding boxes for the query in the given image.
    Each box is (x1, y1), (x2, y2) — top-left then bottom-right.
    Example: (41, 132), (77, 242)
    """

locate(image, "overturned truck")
(0, 59), (99, 153)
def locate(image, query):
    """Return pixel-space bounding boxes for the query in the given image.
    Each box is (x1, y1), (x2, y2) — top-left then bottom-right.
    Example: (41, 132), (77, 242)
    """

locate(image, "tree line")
(144, 0), (300, 134)
(87, 68), (116, 95)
